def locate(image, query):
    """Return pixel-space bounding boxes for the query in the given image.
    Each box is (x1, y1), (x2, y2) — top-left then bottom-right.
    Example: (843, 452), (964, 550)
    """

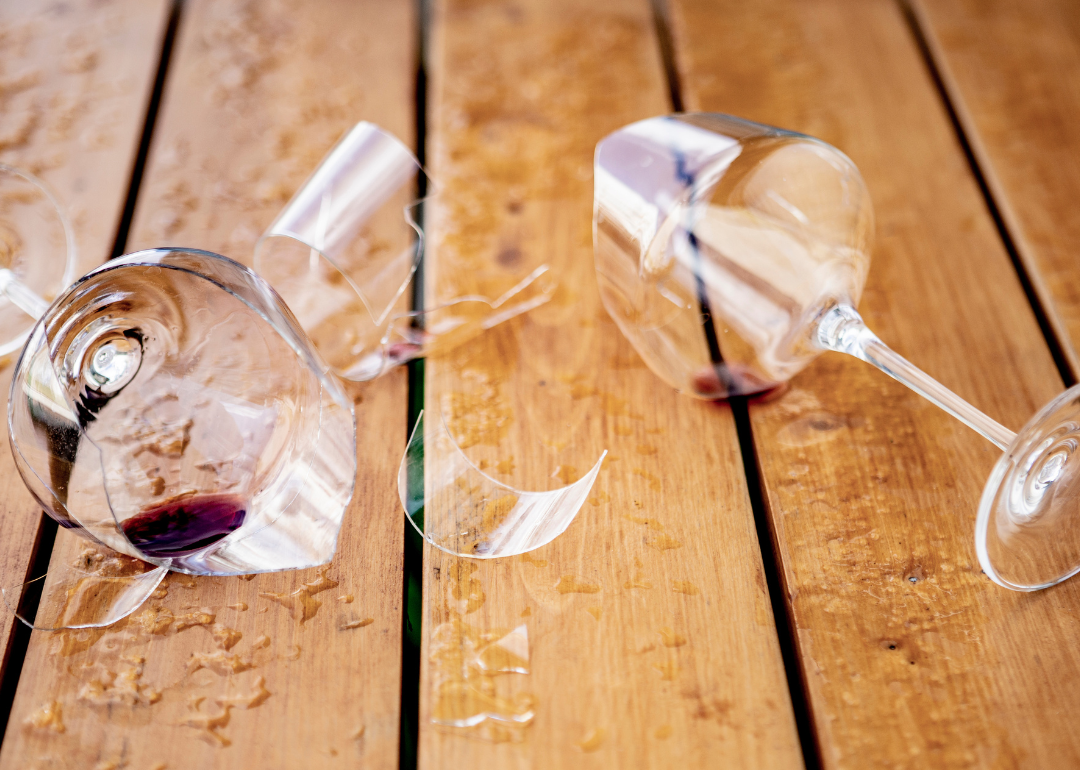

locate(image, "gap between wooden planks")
(0, 0), (174, 731)
(669, 0), (1080, 766)
(910, 0), (1080, 379)
(416, 0), (804, 767)
(0, 1), (414, 768)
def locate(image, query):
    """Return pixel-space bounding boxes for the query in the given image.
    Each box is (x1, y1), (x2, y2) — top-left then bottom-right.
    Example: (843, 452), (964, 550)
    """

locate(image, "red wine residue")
(121, 493), (247, 558)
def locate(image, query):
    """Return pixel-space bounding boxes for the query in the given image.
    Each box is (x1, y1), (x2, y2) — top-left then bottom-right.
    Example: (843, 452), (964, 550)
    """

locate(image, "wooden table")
(0, 0), (1078, 767)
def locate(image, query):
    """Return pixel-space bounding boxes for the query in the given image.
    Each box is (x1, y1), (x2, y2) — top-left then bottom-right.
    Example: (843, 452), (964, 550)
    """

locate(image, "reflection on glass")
(0, 165), (76, 358)
(595, 113), (871, 399)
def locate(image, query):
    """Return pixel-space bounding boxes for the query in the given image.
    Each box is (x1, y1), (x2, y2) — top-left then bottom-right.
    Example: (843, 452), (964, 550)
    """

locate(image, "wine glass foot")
(977, 383), (1080, 591)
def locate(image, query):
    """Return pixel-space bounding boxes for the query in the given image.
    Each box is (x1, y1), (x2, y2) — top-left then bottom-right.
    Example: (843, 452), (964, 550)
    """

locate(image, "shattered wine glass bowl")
(8, 248), (356, 577)
(255, 122), (554, 382)
(594, 113), (873, 398)
(255, 123), (426, 381)
(0, 164), (76, 358)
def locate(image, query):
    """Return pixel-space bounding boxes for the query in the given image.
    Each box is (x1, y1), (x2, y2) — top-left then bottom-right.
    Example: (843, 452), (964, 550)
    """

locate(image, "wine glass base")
(977, 383), (1080, 591)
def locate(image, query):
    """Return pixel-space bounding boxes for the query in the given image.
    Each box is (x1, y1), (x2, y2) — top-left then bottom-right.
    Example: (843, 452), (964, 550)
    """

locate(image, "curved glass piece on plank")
(400, 410), (605, 558)
(2, 537), (166, 630)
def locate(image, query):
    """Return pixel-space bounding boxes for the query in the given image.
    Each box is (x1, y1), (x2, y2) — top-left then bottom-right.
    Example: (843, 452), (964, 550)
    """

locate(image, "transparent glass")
(594, 113), (872, 399)
(255, 122), (553, 381)
(400, 412), (605, 558)
(255, 122), (574, 559)
(8, 248), (356, 582)
(595, 112), (1080, 591)
(0, 165), (76, 358)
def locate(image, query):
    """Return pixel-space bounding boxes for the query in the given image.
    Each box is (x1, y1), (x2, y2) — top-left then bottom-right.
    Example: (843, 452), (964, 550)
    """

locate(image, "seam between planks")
(0, 514), (58, 748)
(399, 0), (431, 766)
(899, 0), (1077, 387)
(650, 0), (822, 766)
(0, 0), (186, 749)
(110, 0), (185, 260)
(730, 399), (822, 770)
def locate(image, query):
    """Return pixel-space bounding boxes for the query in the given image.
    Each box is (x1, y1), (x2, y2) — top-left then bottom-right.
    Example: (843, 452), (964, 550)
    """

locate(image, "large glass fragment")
(400, 411), (605, 558)
(256, 122), (554, 381)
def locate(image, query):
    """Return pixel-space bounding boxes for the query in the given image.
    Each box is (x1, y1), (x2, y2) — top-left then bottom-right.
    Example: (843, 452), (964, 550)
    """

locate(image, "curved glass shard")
(400, 411), (605, 558)
(2, 539), (166, 630)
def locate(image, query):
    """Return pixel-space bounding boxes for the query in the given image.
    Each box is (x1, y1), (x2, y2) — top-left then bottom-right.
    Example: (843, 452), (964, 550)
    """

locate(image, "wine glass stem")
(0, 268), (47, 319)
(815, 305), (1016, 451)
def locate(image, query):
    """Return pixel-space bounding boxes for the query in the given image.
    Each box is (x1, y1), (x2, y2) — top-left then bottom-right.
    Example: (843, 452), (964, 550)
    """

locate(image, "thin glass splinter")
(400, 411), (606, 558)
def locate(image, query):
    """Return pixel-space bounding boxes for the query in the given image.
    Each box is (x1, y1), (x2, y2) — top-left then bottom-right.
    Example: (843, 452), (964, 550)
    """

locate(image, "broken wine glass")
(595, 113), (1080, 591)
(0, 164), (356, 628)
(254, 122), (555, 381)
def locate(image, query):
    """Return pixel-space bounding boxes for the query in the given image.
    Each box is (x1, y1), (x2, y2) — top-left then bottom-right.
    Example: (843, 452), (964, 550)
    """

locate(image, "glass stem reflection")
(0, 268), (48, 319)
(815, 304), (1016, 451)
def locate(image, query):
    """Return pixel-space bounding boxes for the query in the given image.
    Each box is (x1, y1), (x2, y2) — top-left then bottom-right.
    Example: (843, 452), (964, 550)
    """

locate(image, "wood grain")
(911, 0), (1080, 377)
(0, 1), (414, 767)
(416, 0), (802, 767)
(669, 0), (1080, 766)
(0, 0), (172, 698)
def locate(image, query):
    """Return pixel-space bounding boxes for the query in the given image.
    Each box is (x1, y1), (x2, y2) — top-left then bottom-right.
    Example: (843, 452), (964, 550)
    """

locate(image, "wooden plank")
(667, 0), (1080, 766)
(0, 1), (414, 767)
(417, 0), (803, 767)
(910, 0), (1080, 376)
(0, 0), (172, 700)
